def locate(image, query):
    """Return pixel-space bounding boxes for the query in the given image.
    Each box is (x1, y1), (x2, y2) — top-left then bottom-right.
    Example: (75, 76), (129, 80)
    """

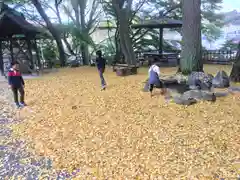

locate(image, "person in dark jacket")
(8, 61), (26, 108)
(96, 50), (107, 90)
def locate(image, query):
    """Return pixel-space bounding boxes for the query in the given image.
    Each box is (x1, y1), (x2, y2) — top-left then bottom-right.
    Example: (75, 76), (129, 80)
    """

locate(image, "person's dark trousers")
(98, 68), (106, 88)
(11, 86), (25, 105)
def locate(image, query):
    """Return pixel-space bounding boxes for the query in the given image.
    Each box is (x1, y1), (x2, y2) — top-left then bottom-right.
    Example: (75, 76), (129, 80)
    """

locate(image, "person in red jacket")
(8, 61), (26, 108)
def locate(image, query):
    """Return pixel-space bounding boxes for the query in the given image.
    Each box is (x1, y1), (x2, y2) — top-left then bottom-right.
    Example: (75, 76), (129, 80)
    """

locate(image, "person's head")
(151, 58), (158, 65)
(96, 50), (102, 57)
(11, 61), (20, 70)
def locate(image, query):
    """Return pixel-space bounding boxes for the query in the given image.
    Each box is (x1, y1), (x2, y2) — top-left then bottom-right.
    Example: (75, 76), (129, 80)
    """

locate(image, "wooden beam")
(0, 35), (52, 41)
(9, 38), (14, 62)
(27, 38), (34, 70)
(0, 41), (3, 76)
(33, 39), (41, 69)
(159, 28), (163, 54)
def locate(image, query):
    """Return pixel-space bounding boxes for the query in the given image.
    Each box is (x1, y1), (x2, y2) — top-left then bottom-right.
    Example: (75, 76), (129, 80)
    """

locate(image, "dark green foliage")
(41, 40), (58, 62)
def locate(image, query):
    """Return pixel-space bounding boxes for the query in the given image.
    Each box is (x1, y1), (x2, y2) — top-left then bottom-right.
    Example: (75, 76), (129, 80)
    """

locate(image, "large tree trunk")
(114, 24), (122, 63)
(112, 0), (136, 66)
(180, 0), (202, 74)
(79, 0), (90, 65)
(230, 43), (240, 82)
(31, 0), (66, 67)
(118, 10), (136, 65)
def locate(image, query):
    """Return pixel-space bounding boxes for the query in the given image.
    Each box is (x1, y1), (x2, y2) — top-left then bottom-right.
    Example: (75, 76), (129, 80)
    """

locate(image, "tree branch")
(162, 2), (182, 17)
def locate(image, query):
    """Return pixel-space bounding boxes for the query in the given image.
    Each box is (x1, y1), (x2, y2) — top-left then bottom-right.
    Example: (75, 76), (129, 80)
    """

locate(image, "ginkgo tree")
(62, 0), (102, 64)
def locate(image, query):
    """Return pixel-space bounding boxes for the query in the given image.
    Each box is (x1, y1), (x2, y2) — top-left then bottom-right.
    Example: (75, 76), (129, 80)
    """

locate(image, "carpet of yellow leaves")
(15, 65), (240, 179)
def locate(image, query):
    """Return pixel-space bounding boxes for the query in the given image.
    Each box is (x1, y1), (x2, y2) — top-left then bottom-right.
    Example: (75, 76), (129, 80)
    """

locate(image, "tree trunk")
(230, 43), (240, 82)
(180, 0), (202, 74)
(79, 0), (90, 65)
(0, 41), (4, 76)
(117, 9), (136, 65)
(31, 0), (66, 67)
(114, 24), (121, 63)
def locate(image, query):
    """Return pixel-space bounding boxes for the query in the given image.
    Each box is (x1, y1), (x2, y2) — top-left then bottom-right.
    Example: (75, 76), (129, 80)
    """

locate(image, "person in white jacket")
(148, 58), (166, 97)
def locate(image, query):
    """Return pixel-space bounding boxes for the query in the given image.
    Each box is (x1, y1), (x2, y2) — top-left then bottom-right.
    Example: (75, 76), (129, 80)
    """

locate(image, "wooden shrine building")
(0, 3), (43, 76)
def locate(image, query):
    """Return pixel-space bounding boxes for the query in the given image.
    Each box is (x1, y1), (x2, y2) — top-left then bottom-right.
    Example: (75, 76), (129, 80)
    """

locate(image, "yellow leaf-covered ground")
(15, 65), (240, 179)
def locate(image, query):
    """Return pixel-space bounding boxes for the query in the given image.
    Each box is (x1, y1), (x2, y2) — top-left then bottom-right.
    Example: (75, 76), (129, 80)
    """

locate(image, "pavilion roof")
(0, 4), (41, 38)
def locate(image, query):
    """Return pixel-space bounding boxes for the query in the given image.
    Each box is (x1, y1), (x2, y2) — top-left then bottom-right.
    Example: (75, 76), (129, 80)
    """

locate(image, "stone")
(142, 81), (149, 92)
(174, 74), (188, 84)
(68, 60), (80, 68)
(228, 86), (240, 92)
(212, 70), (230, 88)
(181, 90), (217, 102)
(189, 85), (198, 90)
(188, 72), (214, 90)
(214, 92), (229, 97)
(173, 96), (197, 105)
(116, 66), (137, 76)
(182, 90), (203, 100)
(161, 78), (178, 85)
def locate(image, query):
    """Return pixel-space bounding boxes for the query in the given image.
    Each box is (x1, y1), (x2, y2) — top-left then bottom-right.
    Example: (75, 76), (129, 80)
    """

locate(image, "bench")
(138, 52), (179, 66)
(112, 64), (138, 76)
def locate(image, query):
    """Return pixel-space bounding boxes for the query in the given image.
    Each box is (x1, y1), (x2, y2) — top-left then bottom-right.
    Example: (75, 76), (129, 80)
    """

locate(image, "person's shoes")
(101, 85), (106, 91)
(19, 102), (27, 107)
(15, 103), (21, 109)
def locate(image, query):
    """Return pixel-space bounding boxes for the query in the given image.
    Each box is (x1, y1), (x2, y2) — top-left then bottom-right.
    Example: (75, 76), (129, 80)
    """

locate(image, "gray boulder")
(228, 86), (240, 92)
(214, 92), (229, 97)
(182, 90), (203, 99)
(143, 81), (149, 92)
(188, 72), (214, 90)
(181, 90), (216, 102)
(68, 60), (80, 67)
(212, 71), (230, 88)
(173, 96), (197, 105)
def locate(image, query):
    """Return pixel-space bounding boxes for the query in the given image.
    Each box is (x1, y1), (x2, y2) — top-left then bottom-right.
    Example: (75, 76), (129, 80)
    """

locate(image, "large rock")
(181, 90), (216, 102)
(142, 78), (179, 92)
(174, 74), (188, 84)
(143, 81), (149, 92)
(116, 66), (137, 76)
(188, 72), (214, 90)
(229, 86), (240, 92)
(68, 60), (80, 67)
(212, 70), (230, 88)
(173, 96), (197, 105)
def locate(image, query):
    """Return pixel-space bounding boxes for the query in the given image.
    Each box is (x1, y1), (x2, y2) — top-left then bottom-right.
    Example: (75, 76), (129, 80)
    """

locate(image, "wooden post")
(9, 38), (14, 62)
(159, 28), (163, 54)
(26, 38), (34, 70)
(0, 41), (4, 76)
(33, 39), (41, 70)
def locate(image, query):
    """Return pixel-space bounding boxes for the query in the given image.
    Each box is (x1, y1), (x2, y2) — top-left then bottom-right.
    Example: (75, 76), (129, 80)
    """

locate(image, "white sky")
(31, 0), (240, 24)
(222, 0), (240, 12)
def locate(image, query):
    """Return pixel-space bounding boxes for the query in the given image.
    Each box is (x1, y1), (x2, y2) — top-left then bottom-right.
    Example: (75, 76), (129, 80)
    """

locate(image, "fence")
(202, 50), (236, 64)
(135, 50), (237, 65)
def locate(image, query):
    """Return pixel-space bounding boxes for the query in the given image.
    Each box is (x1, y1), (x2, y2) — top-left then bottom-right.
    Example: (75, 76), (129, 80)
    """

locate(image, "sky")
(222, 0), (240, 12)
